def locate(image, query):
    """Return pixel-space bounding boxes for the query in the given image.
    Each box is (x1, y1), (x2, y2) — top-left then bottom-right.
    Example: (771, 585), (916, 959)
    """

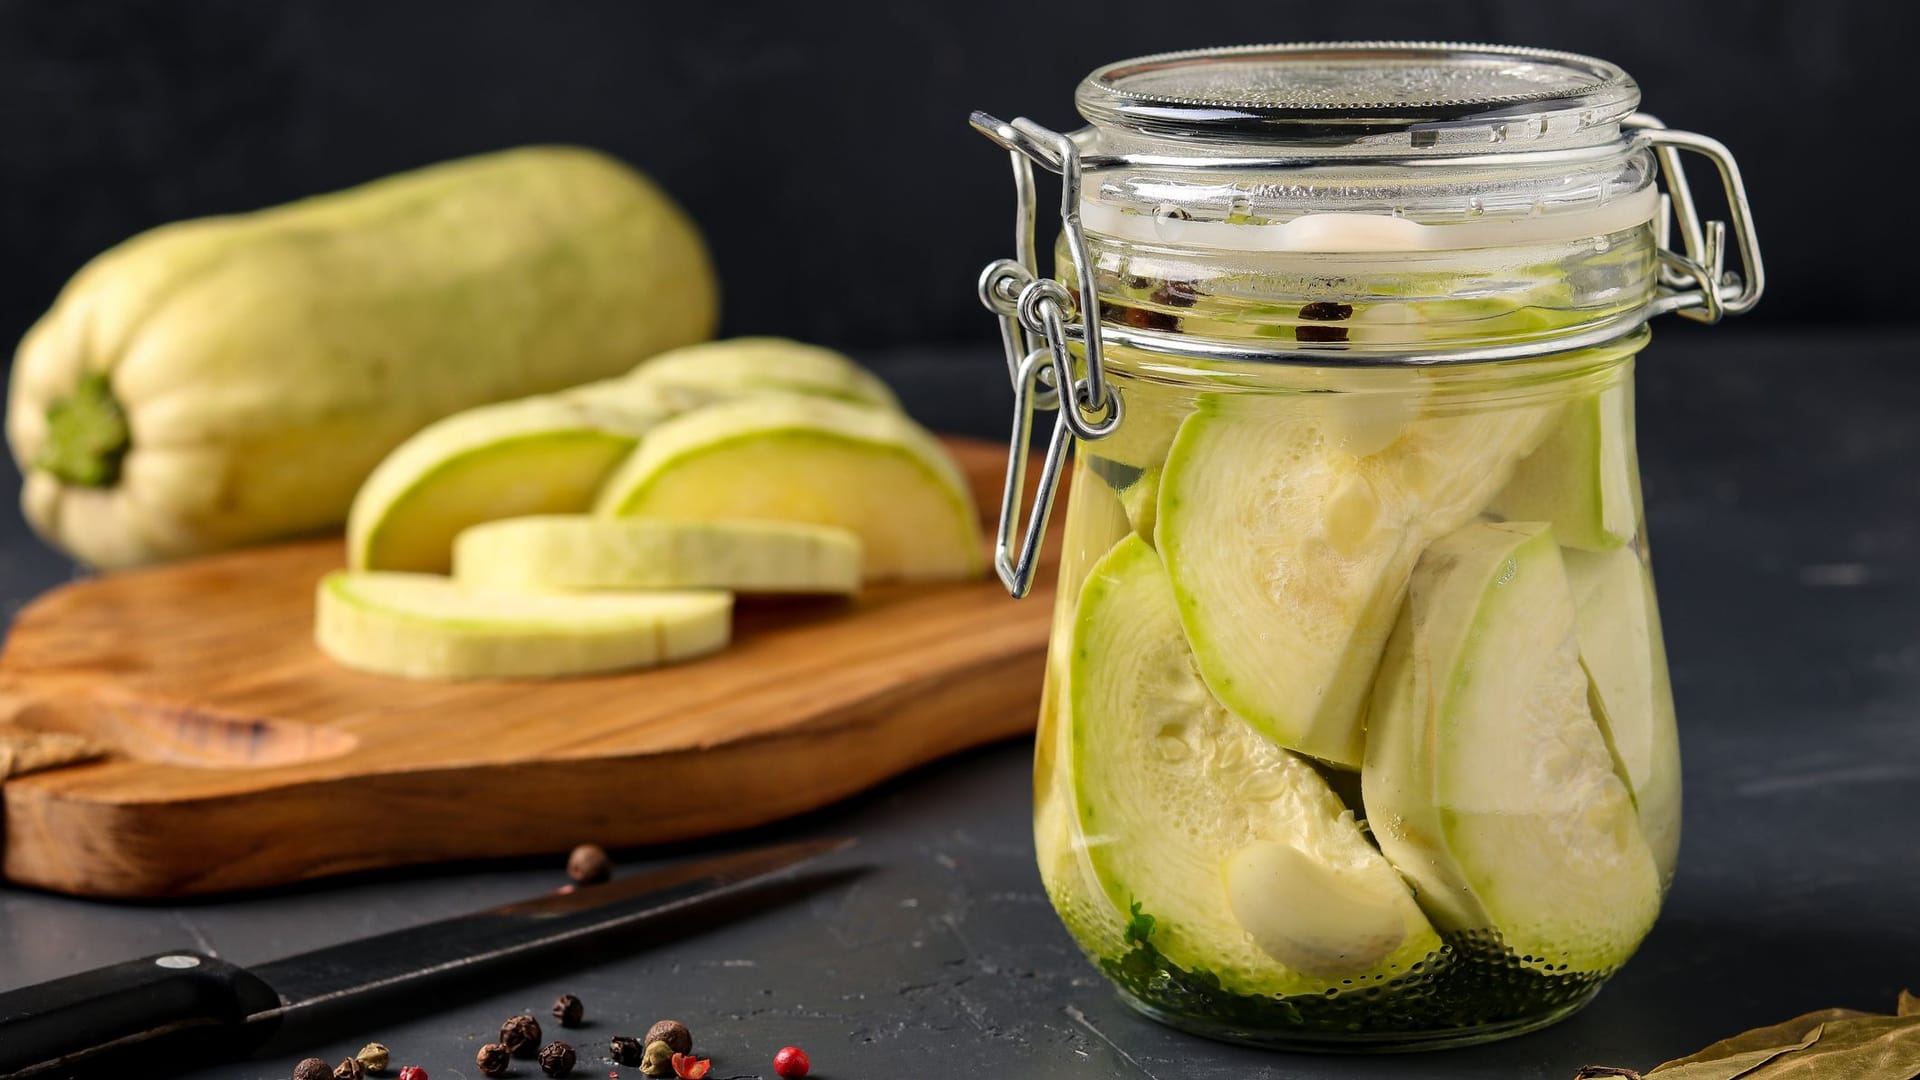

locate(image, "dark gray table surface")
(2, 328), (1917, 1080)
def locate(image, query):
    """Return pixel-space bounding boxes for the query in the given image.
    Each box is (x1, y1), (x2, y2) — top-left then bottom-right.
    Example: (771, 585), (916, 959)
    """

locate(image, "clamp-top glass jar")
(972, 43), (1762, 1050)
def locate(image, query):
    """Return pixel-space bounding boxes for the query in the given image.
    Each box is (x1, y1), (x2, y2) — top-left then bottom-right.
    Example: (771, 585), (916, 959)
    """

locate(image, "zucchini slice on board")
(315, 571), (730, 680)
(595, 394), (980, 583)
(455, 516), (861, 595)
(348, 396), (667, 573)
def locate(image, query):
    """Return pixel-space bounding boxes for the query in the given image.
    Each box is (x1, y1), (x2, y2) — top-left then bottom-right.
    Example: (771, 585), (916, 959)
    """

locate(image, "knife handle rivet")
(155, 954), (202, 969)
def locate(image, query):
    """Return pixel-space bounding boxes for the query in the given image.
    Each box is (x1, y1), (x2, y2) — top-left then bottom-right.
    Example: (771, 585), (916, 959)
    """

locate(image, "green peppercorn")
(355, 1045), (391, 1074)
(640, 1040), (675, 1078)
(334, 1059), (367, 1080)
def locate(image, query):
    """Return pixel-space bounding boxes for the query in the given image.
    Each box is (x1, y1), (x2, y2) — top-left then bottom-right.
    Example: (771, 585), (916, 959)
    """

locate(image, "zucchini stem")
(37, 373), (130, 487)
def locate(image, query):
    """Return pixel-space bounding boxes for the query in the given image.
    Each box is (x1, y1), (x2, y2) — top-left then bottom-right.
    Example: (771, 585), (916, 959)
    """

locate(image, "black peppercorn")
(1298, 301), (1354, 322)
(538, 1042), (577, 1078)
(334, 1059), (367, 1080)
(609, 1036), (646, 1067)
(476, 1043), (512, 1077)
(566, 844), (611, 885)
(552, 993), (584, 1028)
(1295, 301), (1353, 343)
(1150, 278), (1203, 309)
(295, 1059), (333, 1080)
(500, 1014), (542, 1058)
(1092, 297), (1182, 332)
(643, 1020), (692, 1056)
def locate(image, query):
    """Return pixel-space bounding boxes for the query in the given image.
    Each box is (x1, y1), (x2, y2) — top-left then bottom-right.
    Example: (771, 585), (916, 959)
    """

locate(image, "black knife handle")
(0, 952), (280, 1078)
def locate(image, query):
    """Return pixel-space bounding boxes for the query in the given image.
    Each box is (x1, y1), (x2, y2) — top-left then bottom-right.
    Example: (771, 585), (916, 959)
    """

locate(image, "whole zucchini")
(7, 146), (718, 569)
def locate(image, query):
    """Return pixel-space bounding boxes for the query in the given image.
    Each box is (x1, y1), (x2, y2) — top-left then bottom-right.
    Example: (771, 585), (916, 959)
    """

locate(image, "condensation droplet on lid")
(1489, 123), (1508, 144)
(1468, 197), (1485, 217)
(1227, 191), (1253, 222)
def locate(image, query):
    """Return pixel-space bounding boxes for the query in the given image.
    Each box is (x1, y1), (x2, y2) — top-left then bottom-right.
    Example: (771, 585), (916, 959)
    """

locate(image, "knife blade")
(0, 837), (853, 1079)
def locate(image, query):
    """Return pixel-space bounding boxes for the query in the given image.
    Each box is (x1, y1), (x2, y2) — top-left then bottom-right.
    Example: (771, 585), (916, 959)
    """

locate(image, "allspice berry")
(334, 1059), (367, 1080)
(538, 1042), (577, 1078)
(644, 1020), (692, 1056)
(552, 993), (584, 1028)
(609, 1037), (646, 1067)
(356, 1045), (391, 1074)
(295, 1059), (333, 1080)
(500, 1014), (543, 1058)
(566, 844), (611, 885)
(640, 1040), (676, 1078)
(475, 1043), (512, 1077)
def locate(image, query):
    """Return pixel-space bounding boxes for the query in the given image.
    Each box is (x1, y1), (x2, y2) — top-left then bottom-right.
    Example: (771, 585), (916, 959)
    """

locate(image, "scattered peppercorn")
(552, 993), (585, 1028)
(295, 1059), (333, 1080)
(640, 1040), (676, 1078)
(567, 844), (612, 885)
(643, 1020), (692, 1056)
(609, 1037), (646, 1067)
(334, 1058), (368, 1080)
(539, 1042), (577, 1078)
(476, 1043), (513, 1077)
(772, 1046), (810, 1079)
(670, 1054), (710, 1080)
(397, 1068), (427, 1080)
(501, 1014), (543, 1058)
(356, 1044), (391, 1074)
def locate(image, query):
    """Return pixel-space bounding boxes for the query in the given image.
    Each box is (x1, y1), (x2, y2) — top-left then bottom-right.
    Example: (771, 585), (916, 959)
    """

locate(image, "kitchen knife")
(0, 837), (853, 1078)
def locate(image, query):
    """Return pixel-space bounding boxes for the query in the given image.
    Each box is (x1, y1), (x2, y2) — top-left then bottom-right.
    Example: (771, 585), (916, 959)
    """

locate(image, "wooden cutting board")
(0, 438), (1059, 899)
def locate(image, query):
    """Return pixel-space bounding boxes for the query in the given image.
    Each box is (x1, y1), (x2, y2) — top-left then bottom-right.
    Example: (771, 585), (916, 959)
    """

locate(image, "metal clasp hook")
(1628, 114), (1766, 323)
(972, 112), (1124, 598)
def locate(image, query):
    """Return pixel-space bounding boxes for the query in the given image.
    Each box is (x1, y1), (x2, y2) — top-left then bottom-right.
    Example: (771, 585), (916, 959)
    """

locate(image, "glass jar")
(971, 43), (1762, 1050)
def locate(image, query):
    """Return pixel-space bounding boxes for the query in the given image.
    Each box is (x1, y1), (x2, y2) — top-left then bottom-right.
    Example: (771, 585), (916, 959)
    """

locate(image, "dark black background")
(0, 0), (1906, 362)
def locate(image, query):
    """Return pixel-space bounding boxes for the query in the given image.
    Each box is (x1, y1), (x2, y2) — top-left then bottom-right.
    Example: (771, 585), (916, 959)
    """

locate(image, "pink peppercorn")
(772, 1046), (809, 1079)
(397, 1068), (427, 1080)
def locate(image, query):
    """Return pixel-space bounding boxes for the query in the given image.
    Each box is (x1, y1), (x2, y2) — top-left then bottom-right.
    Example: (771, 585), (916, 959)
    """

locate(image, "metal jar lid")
(1075, 42), (1641, 149)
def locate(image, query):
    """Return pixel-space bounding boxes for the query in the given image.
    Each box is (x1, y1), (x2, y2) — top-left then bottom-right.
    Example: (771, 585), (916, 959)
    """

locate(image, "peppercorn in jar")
(971, 42), (1762, 1050)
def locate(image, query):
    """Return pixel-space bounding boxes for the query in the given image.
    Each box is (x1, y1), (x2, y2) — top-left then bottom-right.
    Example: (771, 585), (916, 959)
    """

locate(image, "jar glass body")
(1031, 215), (1680, 1047)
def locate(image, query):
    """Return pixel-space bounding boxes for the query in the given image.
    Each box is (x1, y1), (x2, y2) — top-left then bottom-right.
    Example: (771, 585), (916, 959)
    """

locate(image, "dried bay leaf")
(1742, 1014), (1920, 1078)
(1657, 1009), (1872, 1069)
(1645, 1024), (1825, 1080)
(1583, 993), (1920, 1080)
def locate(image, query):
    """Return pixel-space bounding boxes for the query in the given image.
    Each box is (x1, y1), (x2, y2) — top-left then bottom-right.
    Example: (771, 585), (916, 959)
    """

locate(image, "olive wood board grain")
(0, 437), (1060, 898)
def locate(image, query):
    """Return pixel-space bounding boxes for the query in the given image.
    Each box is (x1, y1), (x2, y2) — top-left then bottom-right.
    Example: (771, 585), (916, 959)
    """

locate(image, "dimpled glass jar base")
(1122, 982), (1604, 1053)
(1031, 329), (1678, 1050)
